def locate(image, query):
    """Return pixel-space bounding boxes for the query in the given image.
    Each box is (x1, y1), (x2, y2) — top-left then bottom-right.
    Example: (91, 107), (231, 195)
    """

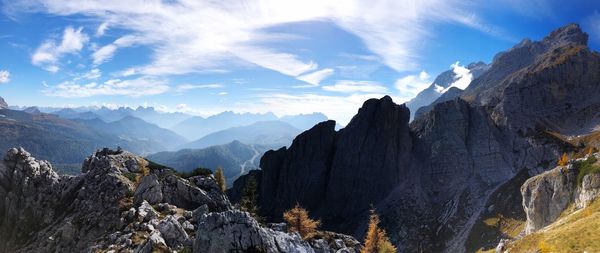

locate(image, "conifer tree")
(283, 203), (320, 240)
(214, 167), (226, 193)
(361, 209), (397, 253)
(240, 175), (260, 221)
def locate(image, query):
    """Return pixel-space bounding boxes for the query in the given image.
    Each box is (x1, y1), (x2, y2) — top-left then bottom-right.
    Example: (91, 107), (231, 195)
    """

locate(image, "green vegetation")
(123, 172), (137, 182)
(177, 167), (213, 178)
(144, 159), (173, 171)
(573, 156), (599, 186)
(240, 175), (261, 221)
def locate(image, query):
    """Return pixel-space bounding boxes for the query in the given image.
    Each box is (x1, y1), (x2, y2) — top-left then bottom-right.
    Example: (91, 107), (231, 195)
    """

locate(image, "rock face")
(0, 147), (359, 252)
(233, 23), (598, 252)
(521, 154), (600, 234)
(0, 96), (7, 109)
(195, 209), (315, 253)
(521, 165), (576, 234)
(259, 96), (412, 233)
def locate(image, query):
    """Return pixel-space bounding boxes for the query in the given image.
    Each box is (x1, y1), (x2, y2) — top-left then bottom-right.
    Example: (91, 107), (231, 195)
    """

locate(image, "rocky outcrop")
(0, 96), (7, 109)
(195, 209), (314, 253)
(258, 96), (412, 234)
(194, 209), (359, 253)
(0, 147), (360, 252)
(521, 165), (576, 234)
(521, 153), (600, 234)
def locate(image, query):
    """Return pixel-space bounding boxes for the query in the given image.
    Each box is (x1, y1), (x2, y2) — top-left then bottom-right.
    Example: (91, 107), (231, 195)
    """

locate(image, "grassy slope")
(503, 199), (600, 253)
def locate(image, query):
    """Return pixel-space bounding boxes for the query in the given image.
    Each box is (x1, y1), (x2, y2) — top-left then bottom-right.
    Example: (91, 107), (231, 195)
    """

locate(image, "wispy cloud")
(0, 70), (10, 84)
(176, 83), (223, 93)
(323, 80), (387, 93)
(31, 26), (89, 72)
(394, 70), (431, 101)
(95, 22), (109, 37)
(11, 0), (498, 78)
(43, 76), (169, 98)
(297, 68), (335, 86)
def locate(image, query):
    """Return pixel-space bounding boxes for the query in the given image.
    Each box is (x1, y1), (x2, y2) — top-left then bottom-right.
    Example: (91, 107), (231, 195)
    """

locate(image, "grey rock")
(577, 172), (600, 208)
(138, 200), (159, 222)
(158, 215), (190, 248)
(134, 174), (163, 205)
(521, 165), (576, 234)
(0, 96), (7, 109)
(194, 209), (315, 253)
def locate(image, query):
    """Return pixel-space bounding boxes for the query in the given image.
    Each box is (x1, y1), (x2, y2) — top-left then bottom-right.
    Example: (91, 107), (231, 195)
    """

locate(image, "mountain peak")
(543, 23), (588, 47)
(0, 96), (7, 109)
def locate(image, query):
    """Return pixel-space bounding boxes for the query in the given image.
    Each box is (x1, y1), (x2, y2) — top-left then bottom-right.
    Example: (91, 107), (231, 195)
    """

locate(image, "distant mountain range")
(147, 140), (272, 185)
(180, 120), (301, 149)
(172, 111), (327, 140)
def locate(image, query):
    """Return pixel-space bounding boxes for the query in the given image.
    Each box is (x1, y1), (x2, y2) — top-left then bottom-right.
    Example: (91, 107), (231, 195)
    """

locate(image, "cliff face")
(260, 96), (412, 233)
(238, 23), (597, 252)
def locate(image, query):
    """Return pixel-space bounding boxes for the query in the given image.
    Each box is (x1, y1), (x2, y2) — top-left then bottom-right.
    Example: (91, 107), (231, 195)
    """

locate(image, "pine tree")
(283, 203), (320, 240)
(558, 153), (569, 167)
(361, 209), (397, 253)
(214, 167), (226, 193)
(240, 175), (260, 221)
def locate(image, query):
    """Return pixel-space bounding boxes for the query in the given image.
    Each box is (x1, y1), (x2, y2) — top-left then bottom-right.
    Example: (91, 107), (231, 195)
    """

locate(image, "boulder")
(134, 174), (163, 205)
(194, 209), (315, 253)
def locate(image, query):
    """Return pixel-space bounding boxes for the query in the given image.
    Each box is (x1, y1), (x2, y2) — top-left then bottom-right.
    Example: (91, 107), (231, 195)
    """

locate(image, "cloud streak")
(11, 0), (498, 78)
(43, 76), (169, 98)
(31, 26), (89, 72)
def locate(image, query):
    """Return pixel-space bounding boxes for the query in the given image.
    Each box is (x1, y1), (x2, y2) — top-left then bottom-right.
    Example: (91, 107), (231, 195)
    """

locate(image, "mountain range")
(230, 23), (600, 252)
(147, 140), (271, 186)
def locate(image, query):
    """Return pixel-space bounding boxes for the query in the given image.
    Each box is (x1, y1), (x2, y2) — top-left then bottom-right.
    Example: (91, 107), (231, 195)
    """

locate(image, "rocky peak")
(0, 96), (7, 109)
(542, 23), (588, 47)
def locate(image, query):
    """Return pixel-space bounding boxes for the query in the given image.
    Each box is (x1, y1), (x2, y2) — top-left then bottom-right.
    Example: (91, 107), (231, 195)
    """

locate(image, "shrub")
(361, 209), (397, 253)
(574, 156), (600, 186)
(240, 175), (261, 221)
(144, 159), (172, 171)
(178, 167), (213, 178)
(558, 153), (569, 166)
(283, 203), (320, 240)
(215, 167), (226, 193)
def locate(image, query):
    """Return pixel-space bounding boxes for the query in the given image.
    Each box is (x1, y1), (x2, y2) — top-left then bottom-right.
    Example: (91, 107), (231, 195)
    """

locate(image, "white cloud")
(445, 61), (472, 91)
(323, 80), (387, 93)
(43, 76), (169, 98)
(96, 22), (109, 37)
(81, 68), (101, 80)
(0, 70), (10, 84)
(218, 92), (228, 96)
(395, 70), (431, 101)
(31, 26), (89, 72)
(13, 0), (499, 78)
(296, 68), (335, 86)
(92, 44), (117, 65)
(176, 83), (223, 92)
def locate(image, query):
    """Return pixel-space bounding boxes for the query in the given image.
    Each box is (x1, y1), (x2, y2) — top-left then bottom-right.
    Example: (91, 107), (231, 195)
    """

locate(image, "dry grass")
(507, 199), (600, 253)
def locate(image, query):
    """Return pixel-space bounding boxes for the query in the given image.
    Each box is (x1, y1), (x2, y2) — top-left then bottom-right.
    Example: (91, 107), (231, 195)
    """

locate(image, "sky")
(1, 0), (600, 125)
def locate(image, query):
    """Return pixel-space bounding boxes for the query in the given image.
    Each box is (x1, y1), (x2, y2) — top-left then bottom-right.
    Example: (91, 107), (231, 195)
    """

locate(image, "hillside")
(0, 108), (186, 174)
(181, 121), (301, 149)
(147, 141), (271, 185)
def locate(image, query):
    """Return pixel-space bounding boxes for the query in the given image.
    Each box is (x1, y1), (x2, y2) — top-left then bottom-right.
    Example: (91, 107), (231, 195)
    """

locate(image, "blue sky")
(1, 0), (600, 124)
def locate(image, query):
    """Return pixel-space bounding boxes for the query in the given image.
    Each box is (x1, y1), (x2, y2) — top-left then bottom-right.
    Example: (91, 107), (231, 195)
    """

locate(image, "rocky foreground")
(0, 147), (359, 253)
